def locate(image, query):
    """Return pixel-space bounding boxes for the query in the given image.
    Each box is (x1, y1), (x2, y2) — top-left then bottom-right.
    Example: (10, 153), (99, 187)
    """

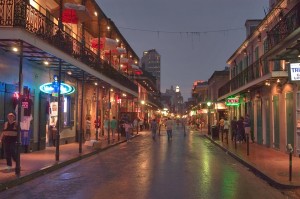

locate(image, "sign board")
(289, 63), (300, 81)
(226, 97), (240, 106)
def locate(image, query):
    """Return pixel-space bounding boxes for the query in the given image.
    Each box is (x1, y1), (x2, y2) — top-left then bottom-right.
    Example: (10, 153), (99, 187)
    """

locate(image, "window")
(63, 96), (71, 126)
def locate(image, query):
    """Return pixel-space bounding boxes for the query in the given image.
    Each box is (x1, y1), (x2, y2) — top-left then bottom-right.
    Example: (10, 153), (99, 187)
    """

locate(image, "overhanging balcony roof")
(218, 71), (288, 101)
(0, 28), (138, 96)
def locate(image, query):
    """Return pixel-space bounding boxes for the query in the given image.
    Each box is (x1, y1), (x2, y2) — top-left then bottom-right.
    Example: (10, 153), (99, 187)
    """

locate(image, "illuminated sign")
(40, 82), (75, 95)
(289, 63), (300, 81)
(226, 97), (240, 106)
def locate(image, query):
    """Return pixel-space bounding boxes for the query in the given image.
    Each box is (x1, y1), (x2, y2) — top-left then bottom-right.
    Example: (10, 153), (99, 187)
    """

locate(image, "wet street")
(0, 126), (286, 199)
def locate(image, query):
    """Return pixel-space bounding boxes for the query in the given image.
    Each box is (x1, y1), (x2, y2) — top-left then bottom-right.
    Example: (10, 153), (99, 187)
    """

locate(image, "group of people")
(150, 117), (174, 141)
(85, 116), (118, 141)
(215, 115), (252, 143)
(229, 114), (251, 143)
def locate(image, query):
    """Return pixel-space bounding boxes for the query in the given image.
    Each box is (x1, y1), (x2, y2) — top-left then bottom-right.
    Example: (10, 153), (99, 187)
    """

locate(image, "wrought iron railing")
(218, 2), (300, 98)
(0, 1), (138, 92)
(267, 2), (300, 51)
(218, 59), (286, 97)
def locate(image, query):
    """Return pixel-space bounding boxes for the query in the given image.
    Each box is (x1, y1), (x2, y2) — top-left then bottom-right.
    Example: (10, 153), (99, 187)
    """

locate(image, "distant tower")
(141, 49), (161, 91)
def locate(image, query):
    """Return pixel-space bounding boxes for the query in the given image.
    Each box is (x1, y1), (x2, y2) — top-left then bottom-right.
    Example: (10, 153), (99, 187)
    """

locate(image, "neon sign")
(40, 76), (75, 95)
(226, 97), (240, 106)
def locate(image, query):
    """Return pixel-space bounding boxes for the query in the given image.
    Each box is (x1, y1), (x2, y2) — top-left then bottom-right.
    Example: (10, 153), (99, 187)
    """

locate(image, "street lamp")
(207, 101), (212, 135)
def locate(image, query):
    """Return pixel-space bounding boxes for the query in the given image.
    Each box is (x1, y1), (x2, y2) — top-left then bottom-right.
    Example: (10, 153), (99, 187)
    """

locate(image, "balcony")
(267, 2), (300, 51)
(0, 1), (138, 93)
(218, 59), (287, 98)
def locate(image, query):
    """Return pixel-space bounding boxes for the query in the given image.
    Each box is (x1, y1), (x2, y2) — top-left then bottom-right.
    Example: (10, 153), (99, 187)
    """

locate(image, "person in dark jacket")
(237, 116), (245, 143)
(230, 116), (238, 141)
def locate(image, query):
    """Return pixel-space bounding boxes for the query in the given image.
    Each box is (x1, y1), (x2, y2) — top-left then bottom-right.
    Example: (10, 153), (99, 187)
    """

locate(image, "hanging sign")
(226, 97), (240, 106)
(289, 63), (300, 81)
(40, 76), (75, 95)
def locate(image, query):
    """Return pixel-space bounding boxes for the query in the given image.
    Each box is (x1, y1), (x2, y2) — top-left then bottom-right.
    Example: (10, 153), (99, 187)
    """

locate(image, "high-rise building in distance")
(141, 49), (161, 91)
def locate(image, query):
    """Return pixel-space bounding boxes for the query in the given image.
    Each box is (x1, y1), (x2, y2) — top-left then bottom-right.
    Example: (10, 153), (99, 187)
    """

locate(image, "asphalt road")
(0, 126), (287, 199)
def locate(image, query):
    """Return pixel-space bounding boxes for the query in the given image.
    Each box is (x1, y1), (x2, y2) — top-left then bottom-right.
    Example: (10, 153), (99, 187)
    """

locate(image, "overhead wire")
(118, 26), (244, 35)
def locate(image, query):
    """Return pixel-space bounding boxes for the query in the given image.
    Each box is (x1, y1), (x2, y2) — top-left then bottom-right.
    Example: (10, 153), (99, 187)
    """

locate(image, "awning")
(91, 37), (118, 50)
(104, 47), (126, 56)
(51, 3), (91, 24)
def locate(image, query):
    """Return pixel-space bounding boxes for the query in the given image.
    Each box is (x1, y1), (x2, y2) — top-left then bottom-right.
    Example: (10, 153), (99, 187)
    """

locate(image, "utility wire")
(118, 26), (244, 34)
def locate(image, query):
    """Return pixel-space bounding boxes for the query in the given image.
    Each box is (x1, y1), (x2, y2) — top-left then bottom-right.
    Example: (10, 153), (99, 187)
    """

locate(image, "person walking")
(110, 116), (118, 140)
(165, 117), (174, 141)
(230, 116), (238, 141)
(1, 113), (18, 171)
(237, 116), (245, 143)
(123, 120), (133, 142)
(150, 118), (158, 140)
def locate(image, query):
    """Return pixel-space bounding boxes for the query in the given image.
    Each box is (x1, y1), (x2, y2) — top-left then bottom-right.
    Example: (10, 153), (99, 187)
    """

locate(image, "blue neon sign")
(39, 82), (75, 95)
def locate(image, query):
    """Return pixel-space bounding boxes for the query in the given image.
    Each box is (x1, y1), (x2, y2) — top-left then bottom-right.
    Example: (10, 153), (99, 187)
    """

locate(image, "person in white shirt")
(165, 117), (174, 141)
(223, 117), (230, 141)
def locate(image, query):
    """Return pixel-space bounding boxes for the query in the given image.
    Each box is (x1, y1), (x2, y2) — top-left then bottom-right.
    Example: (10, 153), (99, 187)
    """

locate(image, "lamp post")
(207, 101), (212, 136)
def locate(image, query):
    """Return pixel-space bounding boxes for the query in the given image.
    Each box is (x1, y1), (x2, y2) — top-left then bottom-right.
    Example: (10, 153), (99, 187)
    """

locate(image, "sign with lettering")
(226, 97), (240, 106)
(289, 63), (300, 81)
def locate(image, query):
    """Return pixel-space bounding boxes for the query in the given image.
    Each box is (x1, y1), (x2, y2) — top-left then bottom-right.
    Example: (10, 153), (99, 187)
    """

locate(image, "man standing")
(165, 117), (174, 141)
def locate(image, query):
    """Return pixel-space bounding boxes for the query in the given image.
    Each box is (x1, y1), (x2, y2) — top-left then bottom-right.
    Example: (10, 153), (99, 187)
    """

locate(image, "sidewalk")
(198, 128), (300, 189)
(0, 133), (139, 192)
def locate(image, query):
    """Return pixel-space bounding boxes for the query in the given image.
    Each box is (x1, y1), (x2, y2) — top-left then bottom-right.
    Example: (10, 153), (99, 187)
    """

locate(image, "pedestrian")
(223, 117), (230, 141)
(165, 117), (174, 141)
(219, 117), (225, 134)
(85, 116), (91, 141)
(244, 114), (251, 142)
(94, 116), (101, 138)
(237, 116), (245, 143)
(110, 116), (117, 140)
(0, 113), (18, 171)
(230, 116), (238, 141)
(123, 120), (133, 142)
(150, 118), (158, 140)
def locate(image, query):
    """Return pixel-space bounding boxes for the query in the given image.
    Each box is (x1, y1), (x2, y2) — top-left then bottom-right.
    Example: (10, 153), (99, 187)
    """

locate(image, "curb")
(0, 135), (138, 192)
(203, 135), (300, 189)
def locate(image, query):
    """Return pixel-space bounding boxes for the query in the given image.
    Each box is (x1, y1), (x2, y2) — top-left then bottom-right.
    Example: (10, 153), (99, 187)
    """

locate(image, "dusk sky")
(97, 0), (269, 100)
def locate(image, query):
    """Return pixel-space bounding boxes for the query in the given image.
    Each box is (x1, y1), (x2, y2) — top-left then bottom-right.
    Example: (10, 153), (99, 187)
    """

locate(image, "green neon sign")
(226, 97), (240, 106)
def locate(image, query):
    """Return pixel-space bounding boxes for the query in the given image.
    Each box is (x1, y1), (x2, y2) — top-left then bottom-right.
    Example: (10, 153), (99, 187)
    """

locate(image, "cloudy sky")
(96, 0), (269, 100)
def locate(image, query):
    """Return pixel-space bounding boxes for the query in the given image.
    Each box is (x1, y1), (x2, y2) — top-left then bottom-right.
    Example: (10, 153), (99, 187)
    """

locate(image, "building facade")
(141, 49), (161, 91)
(219, 0), (300, 154)
(0, 0), (157, 155)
